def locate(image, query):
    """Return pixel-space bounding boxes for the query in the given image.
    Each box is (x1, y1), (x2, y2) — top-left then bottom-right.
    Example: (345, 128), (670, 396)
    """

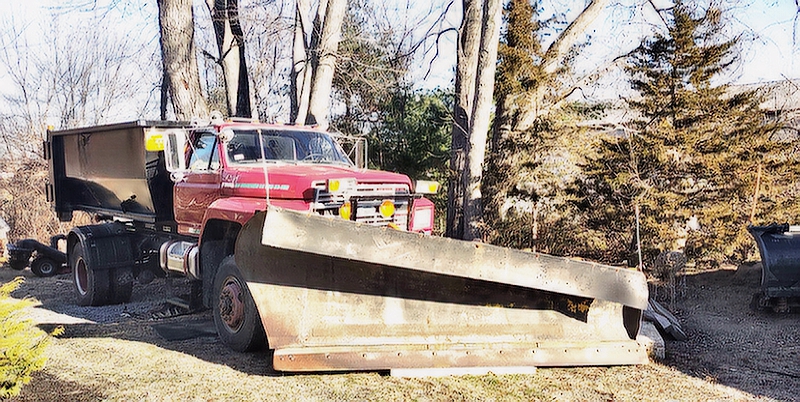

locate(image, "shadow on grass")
(2, 268), (384, 378)
(36, 313), (283, 377)
(9, 370), (106, 402)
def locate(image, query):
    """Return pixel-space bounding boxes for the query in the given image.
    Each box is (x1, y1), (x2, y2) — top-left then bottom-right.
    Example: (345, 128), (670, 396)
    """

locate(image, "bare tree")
(447, 0), (502, 241)
(446, 0), (481, 239)
(445, 0), (482, 239)
(511, 0), (611, 132)
(463, 0), (502, 241)
(207, 0), (252, 117)
(0, 8), (156, 157)
(0, 4), (155, 243)
(158, 0), (210, 120)
(291, 0), (348, 129)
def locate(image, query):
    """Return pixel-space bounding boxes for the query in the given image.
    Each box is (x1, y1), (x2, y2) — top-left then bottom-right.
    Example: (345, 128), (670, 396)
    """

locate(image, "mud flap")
(235, 207), (649, 372)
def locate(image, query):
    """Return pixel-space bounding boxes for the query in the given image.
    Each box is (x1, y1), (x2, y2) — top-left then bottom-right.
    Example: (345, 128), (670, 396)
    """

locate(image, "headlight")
(415, 180), (440, 194)
(327, 178), (357, 193)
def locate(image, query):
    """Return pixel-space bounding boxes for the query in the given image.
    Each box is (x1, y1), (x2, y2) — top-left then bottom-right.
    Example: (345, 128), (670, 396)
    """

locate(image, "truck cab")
(163, 121), (437, 237)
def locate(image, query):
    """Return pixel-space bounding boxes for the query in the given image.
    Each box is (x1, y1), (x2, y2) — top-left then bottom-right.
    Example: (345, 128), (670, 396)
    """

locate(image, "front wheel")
(213, 256), (266, 352)
(71, 242), (111, 306)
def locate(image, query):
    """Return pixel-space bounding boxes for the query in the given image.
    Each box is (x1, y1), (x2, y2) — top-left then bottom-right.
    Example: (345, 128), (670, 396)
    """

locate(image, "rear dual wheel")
(213, 256), (266, 352)
(71, 243), (133, 306)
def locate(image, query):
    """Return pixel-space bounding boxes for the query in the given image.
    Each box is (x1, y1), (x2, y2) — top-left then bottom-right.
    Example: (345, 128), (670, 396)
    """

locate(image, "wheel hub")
(40, 261), (54, 275)
(75, 259), (88, 296)
(219, 277), (245, 332)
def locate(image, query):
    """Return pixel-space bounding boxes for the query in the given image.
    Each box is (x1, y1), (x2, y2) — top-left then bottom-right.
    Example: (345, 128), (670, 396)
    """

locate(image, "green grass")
(10, 336), (771, 402)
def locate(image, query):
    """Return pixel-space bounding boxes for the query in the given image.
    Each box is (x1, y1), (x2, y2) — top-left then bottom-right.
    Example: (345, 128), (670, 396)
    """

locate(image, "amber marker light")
(415, 180), (440, 194)
(145, 132), (165, 151)
(379, 200), (396, 218)
(326, 178), (356, 193)
(328, 179), (341, 192)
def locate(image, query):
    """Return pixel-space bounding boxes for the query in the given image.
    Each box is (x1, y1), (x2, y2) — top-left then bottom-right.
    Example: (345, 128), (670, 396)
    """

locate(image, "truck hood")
(222, 164), (414, 200)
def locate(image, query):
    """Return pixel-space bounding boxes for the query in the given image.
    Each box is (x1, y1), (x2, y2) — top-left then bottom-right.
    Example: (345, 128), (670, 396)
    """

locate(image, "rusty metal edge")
(271, 340), (649, 372)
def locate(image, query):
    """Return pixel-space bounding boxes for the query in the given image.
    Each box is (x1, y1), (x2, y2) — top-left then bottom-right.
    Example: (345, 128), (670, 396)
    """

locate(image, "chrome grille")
(312, 181), (411, 228)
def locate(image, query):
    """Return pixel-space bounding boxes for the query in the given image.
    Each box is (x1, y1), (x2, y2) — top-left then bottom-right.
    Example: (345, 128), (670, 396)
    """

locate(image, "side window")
(210, 142), (220, 170)
(307, 137), (334, 159)
(188, 133), (218, 171)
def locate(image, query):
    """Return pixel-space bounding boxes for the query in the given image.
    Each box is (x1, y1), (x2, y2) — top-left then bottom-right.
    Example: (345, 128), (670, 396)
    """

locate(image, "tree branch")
(541, 0), (611, 75)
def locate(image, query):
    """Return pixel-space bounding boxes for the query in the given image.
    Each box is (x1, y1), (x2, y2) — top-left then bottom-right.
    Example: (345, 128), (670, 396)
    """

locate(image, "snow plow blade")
(235, 207), (650, 372)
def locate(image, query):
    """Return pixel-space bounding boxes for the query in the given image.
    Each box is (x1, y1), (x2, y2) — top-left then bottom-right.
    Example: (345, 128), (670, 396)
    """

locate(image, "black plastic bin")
(747, 224), (800, 311)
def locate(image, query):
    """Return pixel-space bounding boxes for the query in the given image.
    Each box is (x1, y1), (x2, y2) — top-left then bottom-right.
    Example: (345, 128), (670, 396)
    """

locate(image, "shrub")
(0, 277), (62, 398)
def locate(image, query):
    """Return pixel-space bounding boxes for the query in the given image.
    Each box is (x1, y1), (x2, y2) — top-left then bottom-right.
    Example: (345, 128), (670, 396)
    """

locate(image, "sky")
(417, 0), (800, 90)
(727, 0), (799, 83)
(0, 0), (797, 123)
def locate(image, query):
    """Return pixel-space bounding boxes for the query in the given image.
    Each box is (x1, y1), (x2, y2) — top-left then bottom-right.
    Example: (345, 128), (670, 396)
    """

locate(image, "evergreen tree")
(484, 0), (602, 255)
(584, 1), (792, 266)
(365, 89), (453, 232)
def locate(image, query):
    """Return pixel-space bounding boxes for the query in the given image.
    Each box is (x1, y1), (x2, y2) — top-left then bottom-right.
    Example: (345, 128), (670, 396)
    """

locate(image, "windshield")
(225, 128), (353, 166)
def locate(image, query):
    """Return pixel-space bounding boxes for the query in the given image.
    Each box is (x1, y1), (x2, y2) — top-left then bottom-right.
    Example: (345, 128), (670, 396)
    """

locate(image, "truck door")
(173, 131), (222, 236)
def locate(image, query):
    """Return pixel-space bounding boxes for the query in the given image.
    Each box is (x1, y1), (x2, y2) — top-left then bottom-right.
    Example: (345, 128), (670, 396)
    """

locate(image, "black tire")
(109, 268), (134, 304)
(213, 256), (266, 352)
(31, 257), (59, 277)
(8, 260), (27, 271)
(71, 242), (111, 306)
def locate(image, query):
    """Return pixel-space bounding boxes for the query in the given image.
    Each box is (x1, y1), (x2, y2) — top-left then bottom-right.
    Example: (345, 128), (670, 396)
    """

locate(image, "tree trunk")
(305, 0), (346, 129)
(291, 0), (313, 124)
(540, 0), (609, 76)
(446, 0), (481, 239)
(289, 0), (345, 129)
(160, 70), (169, 120)
(207, 0), (252, 118)
(157, 0), (209, 120)
(462, 0), (502, 241)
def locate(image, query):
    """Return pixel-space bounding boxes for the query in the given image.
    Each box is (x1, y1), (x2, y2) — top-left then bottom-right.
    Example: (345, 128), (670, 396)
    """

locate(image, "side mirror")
(162, 129), (189, 173)
(218, 128), (235, 143)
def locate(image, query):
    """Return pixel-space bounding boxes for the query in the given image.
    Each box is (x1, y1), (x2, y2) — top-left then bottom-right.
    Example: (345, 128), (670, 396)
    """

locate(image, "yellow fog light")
(328, 179), (341, 192)
(339, 202), (352, 220)
(379, 200), (395, 218)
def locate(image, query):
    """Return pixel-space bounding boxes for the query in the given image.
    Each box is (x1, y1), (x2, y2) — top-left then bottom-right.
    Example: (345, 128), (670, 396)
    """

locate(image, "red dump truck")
(33, 118), (649, 373)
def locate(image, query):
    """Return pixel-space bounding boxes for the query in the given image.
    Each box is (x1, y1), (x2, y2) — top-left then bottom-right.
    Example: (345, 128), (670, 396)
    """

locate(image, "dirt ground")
(2, 262), (799, 401)
(664, 263), (800, 401)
